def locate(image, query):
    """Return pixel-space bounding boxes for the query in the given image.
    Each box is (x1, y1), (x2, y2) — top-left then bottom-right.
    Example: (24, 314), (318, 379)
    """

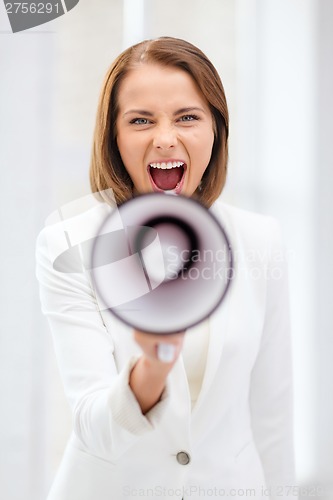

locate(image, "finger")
(134, 330), (186, 342)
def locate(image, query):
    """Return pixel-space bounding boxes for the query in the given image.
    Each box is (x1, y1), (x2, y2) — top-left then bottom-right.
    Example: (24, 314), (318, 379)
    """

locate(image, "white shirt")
(182, 319), (210, 409)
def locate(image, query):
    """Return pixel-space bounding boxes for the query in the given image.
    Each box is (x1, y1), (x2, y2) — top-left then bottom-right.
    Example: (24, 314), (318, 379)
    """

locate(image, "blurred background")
(0, 0), (332, 498)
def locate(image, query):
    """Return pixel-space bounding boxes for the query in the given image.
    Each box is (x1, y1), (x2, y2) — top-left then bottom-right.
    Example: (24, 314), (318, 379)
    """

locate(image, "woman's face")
(116, 63), (214, 197)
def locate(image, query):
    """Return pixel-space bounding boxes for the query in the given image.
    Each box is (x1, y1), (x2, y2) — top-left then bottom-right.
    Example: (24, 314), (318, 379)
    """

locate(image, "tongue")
(150, 167), (183, 190)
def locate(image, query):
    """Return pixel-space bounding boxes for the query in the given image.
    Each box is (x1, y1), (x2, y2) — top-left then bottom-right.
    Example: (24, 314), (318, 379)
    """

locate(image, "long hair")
(90, 37), (229, 207)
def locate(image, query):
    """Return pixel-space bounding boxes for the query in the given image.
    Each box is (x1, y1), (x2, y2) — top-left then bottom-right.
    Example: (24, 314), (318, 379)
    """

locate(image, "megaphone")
(91, 193), (233, 335)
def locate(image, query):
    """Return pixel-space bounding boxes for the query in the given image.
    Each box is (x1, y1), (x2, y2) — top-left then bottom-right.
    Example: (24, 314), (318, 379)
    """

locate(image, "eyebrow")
(123, 106), (206, 117)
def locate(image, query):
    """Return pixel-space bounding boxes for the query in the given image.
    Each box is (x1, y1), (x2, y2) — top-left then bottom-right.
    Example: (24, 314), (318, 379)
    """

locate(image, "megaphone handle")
(157, 343), (177, 363)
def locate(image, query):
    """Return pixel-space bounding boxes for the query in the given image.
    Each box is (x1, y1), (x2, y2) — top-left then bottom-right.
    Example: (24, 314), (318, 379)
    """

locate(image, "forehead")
(117, 63), (209, 111)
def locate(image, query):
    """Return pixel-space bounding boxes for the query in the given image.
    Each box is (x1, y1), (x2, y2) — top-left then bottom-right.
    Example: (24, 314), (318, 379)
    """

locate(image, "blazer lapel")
(191, 283), (235, 418)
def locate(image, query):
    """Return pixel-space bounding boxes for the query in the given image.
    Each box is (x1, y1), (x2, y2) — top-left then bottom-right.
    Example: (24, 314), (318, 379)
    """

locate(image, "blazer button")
(176, 451), (190, 465)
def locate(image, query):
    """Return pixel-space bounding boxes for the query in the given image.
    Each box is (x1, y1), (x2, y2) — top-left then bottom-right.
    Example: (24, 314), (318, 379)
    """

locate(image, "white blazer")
(36, 198), (296, 500)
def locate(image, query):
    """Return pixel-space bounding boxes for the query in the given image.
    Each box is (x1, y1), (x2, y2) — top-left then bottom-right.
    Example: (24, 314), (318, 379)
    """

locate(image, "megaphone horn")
(91, 193), (233, 334)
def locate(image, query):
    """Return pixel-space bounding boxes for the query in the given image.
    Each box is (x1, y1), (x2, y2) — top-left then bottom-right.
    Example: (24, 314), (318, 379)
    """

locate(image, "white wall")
(233, 0), (317, 483)
(0, 11), (56, 499)
(313, 0), (333, 490)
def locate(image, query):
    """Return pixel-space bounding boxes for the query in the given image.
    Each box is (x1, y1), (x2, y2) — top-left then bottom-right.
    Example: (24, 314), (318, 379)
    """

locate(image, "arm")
(35, 228), (172, 461)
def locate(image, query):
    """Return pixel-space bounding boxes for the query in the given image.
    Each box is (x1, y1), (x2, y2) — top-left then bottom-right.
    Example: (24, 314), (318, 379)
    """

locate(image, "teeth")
(149, 161), (184, 169)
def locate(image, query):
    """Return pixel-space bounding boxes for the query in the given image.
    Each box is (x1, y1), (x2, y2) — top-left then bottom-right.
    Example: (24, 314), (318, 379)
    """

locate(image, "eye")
(178, 114), (200, 122)
(130, 118), (151, 125)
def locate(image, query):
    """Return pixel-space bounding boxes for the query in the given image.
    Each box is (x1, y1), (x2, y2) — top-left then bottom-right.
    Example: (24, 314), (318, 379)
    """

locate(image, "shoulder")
(211, 200), (280, 235)
(35, 197), (116, 311)
(210, 200), (285, 260)
(36, 197), (113, 264)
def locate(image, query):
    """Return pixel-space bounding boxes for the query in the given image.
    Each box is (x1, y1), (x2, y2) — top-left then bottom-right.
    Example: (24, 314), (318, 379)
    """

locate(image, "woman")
(36, 37), (296, 499)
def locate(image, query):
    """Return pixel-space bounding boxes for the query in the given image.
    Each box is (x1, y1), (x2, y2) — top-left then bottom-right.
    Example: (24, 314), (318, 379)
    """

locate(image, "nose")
(153, 124), (178, 149)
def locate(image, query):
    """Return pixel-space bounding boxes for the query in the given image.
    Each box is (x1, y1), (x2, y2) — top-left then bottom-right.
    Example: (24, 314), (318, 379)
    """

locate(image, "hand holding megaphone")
(130, 328), (186, 413)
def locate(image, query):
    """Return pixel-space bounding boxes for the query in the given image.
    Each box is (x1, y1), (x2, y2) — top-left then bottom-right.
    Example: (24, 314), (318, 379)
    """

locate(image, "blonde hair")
(90, 37), (229, 207)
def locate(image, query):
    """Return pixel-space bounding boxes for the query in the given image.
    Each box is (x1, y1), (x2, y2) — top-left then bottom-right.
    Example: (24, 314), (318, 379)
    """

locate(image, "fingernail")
(157, 343), (176, 363)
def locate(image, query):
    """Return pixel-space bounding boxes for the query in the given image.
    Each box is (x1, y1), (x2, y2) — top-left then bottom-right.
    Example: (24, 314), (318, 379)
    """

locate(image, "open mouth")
(148, 161), (186, 194)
